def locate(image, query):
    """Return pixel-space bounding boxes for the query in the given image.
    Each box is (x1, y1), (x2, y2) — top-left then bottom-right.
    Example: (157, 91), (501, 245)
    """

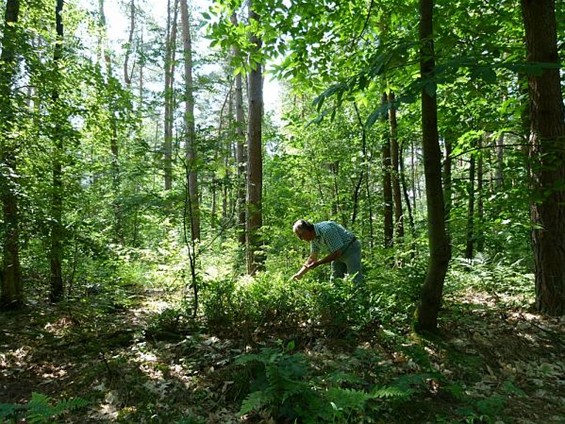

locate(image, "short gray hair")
(293, 219), (314, 234)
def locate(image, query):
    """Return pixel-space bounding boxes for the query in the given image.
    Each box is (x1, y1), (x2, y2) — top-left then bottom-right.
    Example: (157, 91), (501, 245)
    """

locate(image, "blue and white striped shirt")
(311, 221), (355, 255)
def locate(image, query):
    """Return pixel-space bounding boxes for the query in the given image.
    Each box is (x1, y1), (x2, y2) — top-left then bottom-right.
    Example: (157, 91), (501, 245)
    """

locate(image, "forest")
(0, 0), (564, 422)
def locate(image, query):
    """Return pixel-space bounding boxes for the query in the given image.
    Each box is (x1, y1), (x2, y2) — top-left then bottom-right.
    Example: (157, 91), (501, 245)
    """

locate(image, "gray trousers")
(331, 239), (362, 284)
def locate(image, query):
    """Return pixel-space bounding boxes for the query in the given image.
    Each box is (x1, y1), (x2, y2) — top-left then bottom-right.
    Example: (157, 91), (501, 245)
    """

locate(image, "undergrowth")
(3, 246), (556, 424)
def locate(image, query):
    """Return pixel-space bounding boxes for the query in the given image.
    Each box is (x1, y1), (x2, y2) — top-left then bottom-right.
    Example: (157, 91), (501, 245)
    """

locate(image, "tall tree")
(231, 12), (247, 246)
(164, 0), (178, 191)
(382, 92), (393, 248)
(415, 0), (452, 332)
(246, 0), (264, 274)
(522, 0), (565, 315)
(389, 91), (404, 243)
(0, 0), (23, 309)
(123, 0), (136, 86)
(49, 0), (65, 302)
(98, 0), (123, 242)
(464, 150), (476, 259)
(180, 0), (201, 241)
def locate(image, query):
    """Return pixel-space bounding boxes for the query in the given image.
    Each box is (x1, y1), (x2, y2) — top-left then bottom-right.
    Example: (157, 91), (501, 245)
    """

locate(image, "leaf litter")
(0, 284), (563, 423)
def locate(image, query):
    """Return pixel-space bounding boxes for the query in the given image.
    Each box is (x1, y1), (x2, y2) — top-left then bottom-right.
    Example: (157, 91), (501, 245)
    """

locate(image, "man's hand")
(292, 272), (303, 281)
(306, 261), (319, 269)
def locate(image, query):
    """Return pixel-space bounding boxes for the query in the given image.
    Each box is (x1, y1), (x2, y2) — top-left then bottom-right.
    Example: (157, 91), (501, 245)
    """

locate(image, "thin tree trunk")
(180, 0), (200, 241)
(389, 92), (404, 243)
(123, 0), (136, 86)
(0, 0), (23, 309)
(163, 0), (178, 191)
(477, 137), (484, 253)
(522, 0), (565, 315)
(415, 0), (452, 332)
(465, 154), (476, 259)
(329, 161), (341, 218)
(231, 13), (247, 246)
(352, 103), (371, 238)
(50, 0), (65, 303)
(350, 105), (365, 226)
(246, 1), (264, 274)
(412, 139), (420, 203)
(98, 0), (122, 242)
(495, 133), (504, 189)
(399, 139), (416, 243)
(443, 134), (453, 233)
(382, 93), (394, 248)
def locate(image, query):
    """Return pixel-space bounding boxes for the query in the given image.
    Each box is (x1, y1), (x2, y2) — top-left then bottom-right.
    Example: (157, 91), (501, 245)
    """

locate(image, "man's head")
(293, 219), (316, 241)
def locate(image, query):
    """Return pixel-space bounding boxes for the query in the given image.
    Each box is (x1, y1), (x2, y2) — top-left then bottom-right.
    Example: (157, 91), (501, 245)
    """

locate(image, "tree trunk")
(389, 92), (404, 243)
(382, 92), (393, 248)
(415, 0), (451, 332)
(464, 153), (476, 259)
(351, 103), (366, 226)
(329, 161), (341, 218)
(98, 0), (122, 242)
(477, 137), (484, 253)
(246, 1), (264, 274)
(0, 0), (23, 309)
(180, 0), (200, 241)
(443, 134), (453, 233)
(50, 0), (65, 303)
(495, 133), (504, 189)
(399, 139), (416, 244)
(231, 13), (247, 246)
(123, 0), (136, 86)
(522, 0), (565, 315)
(163, 0), (178, 191)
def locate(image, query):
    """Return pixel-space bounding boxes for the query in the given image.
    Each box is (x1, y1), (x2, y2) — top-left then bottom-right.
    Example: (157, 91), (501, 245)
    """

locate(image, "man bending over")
(292, 219), (362, 284)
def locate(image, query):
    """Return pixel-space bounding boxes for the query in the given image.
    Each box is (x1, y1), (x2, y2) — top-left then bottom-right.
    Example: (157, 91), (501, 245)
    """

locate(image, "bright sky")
(92, 0), (281, 115)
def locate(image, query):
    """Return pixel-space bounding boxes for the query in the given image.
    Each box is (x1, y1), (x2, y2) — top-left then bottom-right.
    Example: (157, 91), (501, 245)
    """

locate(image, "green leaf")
(478, 67), (497, 84)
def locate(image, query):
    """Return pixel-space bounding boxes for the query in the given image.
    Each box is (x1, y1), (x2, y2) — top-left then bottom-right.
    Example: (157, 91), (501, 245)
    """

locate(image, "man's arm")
(306, 249), (342, 270)
(292, 253), (318, 280)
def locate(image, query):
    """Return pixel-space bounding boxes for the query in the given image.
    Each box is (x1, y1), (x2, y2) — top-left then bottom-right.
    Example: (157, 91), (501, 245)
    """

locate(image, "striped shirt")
(311, 221), (355, 255)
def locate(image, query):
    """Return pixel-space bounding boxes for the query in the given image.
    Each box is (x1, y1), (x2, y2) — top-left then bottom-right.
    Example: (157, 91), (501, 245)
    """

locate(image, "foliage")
(0, 393), (88, 424)
(234, 344), (410, 423)
(1, 0), (564, 421)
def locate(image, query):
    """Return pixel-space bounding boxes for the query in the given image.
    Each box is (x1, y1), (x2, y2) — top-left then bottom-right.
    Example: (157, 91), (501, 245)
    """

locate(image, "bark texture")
(415, 0), (452, 332)
(522, 0), (565, 315)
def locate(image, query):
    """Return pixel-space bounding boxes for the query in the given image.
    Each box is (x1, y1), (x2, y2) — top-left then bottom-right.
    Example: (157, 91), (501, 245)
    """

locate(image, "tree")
(382, 92), (394, 249)
(522, 0), (565, 315)
(97, 0), (123, 243)
(415, 0), (452, 332)
(49, 0), (65, 302)
(389, 92), (404, 244)
(0, 0), (23, 309)
(231, 13), (247, 246)
(464, 146), (476, 260)
(123, 0), (137, 86)
(180, 0), (201, 241)
(246, 1), (264, 274)
(164, 0), (178, 192)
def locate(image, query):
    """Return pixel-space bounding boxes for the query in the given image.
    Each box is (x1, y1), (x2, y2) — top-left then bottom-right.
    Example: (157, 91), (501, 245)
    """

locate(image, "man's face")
(296, 229), (314, 242)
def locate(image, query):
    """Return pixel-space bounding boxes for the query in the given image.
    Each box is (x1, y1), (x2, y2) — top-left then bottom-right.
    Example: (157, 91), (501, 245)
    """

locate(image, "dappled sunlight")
(43, 316), (75, 337)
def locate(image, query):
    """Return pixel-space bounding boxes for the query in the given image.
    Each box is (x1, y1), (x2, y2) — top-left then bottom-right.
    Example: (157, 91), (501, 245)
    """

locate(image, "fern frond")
(325, 387), (373, 410)
(239, 390), (270, 415)
(372, 386), (411, 399)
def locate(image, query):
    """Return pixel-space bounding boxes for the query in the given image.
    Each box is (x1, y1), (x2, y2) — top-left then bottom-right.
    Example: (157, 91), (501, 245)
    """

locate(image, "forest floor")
(0, 283), (564, 423)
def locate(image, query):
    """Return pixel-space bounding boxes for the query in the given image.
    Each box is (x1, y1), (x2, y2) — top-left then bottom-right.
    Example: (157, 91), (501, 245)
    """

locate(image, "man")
(292, 219), (362, 284)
